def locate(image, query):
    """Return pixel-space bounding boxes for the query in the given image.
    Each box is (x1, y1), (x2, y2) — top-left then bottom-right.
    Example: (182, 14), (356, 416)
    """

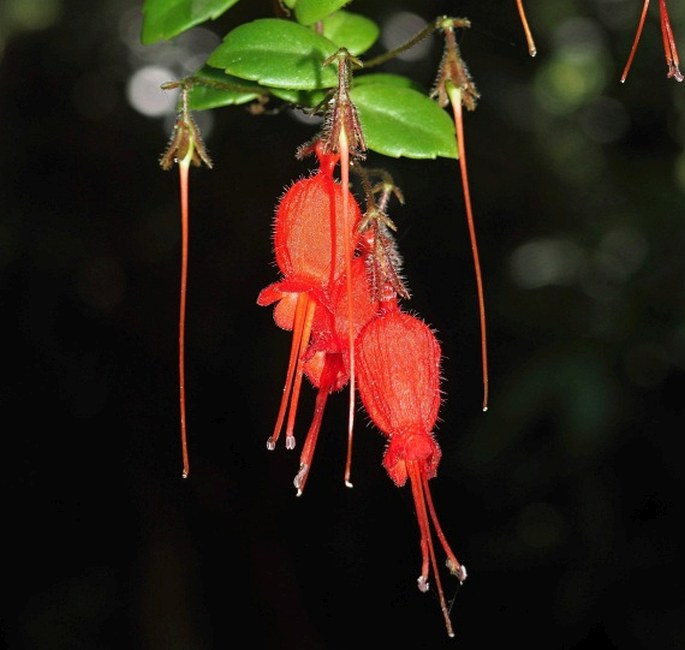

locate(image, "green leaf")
(322, 11), (379, 56)
(206, 18), (339, 90)
(188, 67), (263, 110)
(141, 0), (240, 45)
(351, 84), (458, 159)
(353, 72), (425, 92)
(294, 0), (351, 26)
(268, 87), (329, 108)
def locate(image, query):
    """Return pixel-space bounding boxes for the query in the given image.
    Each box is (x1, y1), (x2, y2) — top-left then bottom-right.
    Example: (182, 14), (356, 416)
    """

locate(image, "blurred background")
(2, 0), (685, 648)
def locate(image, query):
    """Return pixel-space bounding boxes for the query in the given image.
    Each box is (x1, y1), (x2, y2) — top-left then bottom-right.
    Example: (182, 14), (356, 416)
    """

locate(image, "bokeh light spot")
(509, 238), (584, 289)
(380, 12), (431, 62)
(6, 0), (61, 31)
(536, 55), (607, 115)
(127, 65), (178, 117)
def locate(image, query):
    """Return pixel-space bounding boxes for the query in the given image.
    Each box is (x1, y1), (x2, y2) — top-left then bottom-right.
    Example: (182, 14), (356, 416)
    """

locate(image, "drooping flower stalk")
(159, 78), (213, 479)
(432, 17), (489, 413)
(515, 0), (537, 57)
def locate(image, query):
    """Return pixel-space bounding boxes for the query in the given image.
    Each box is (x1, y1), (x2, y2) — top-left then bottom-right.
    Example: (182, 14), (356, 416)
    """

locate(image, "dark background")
(2, 1), (685, 648)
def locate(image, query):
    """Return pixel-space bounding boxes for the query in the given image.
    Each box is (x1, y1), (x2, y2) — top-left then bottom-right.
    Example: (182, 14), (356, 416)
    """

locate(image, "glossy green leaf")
(351, 84), (458, 159)
(141, 0), (240, 45)
(206, 18), (339, 90)
(322, 11), (379, 56)
(353, 72), (425, 92)
(294, 0), (351, 26)
(268, 86), (329, 109)
(188, 67), (263, 110)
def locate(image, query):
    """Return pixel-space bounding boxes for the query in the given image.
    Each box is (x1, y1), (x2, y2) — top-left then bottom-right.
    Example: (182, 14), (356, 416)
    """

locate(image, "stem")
(446, 82), (489, 413)
(621, 0), (650, 83)
(363, 19), (438, 69)
(515, 0), (537, 57)
(158, 79), (212, 479)
(178, 153), (192, 479)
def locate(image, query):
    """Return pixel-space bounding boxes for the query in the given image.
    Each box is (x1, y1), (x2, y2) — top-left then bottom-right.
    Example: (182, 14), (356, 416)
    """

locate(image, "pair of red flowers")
(258, 140), (466, 637)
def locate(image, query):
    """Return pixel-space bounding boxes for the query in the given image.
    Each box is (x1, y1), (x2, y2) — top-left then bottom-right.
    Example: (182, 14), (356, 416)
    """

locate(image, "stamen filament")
(293, 355), (339, 496)
(422, 470), (467, 582)
(407, 461), (455, 638)
(267, 293), (311, 450)
(284, 297), (317, 449)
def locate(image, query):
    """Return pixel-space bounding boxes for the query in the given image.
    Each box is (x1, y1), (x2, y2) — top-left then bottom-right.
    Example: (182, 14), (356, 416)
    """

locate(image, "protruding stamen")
(425, 473), (467, 587)
(458, 565), (467, 584)
(407, 461), (455, 638)
(267, 292), (310, 449)
(294, 463), (309, 496)
(295, 355), (339, 497)
(447, 559), (468, 584)
(282, 288), (317, 450)
(267, 293), (316, 451)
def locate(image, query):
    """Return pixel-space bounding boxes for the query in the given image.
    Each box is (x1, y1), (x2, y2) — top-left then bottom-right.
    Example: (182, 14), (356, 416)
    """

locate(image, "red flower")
(356, 307), (466, 638)
(257, 143), (362, 454)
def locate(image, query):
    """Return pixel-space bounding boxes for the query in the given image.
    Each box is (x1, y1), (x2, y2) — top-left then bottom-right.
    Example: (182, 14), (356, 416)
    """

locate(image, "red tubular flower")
(355, 307), (467, 638)
(257, 143), (362, 453)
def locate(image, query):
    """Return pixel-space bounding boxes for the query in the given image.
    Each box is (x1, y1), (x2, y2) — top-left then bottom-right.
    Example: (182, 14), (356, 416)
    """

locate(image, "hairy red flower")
(356, 307), (466, 638)
(257, 144), (362, 454)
